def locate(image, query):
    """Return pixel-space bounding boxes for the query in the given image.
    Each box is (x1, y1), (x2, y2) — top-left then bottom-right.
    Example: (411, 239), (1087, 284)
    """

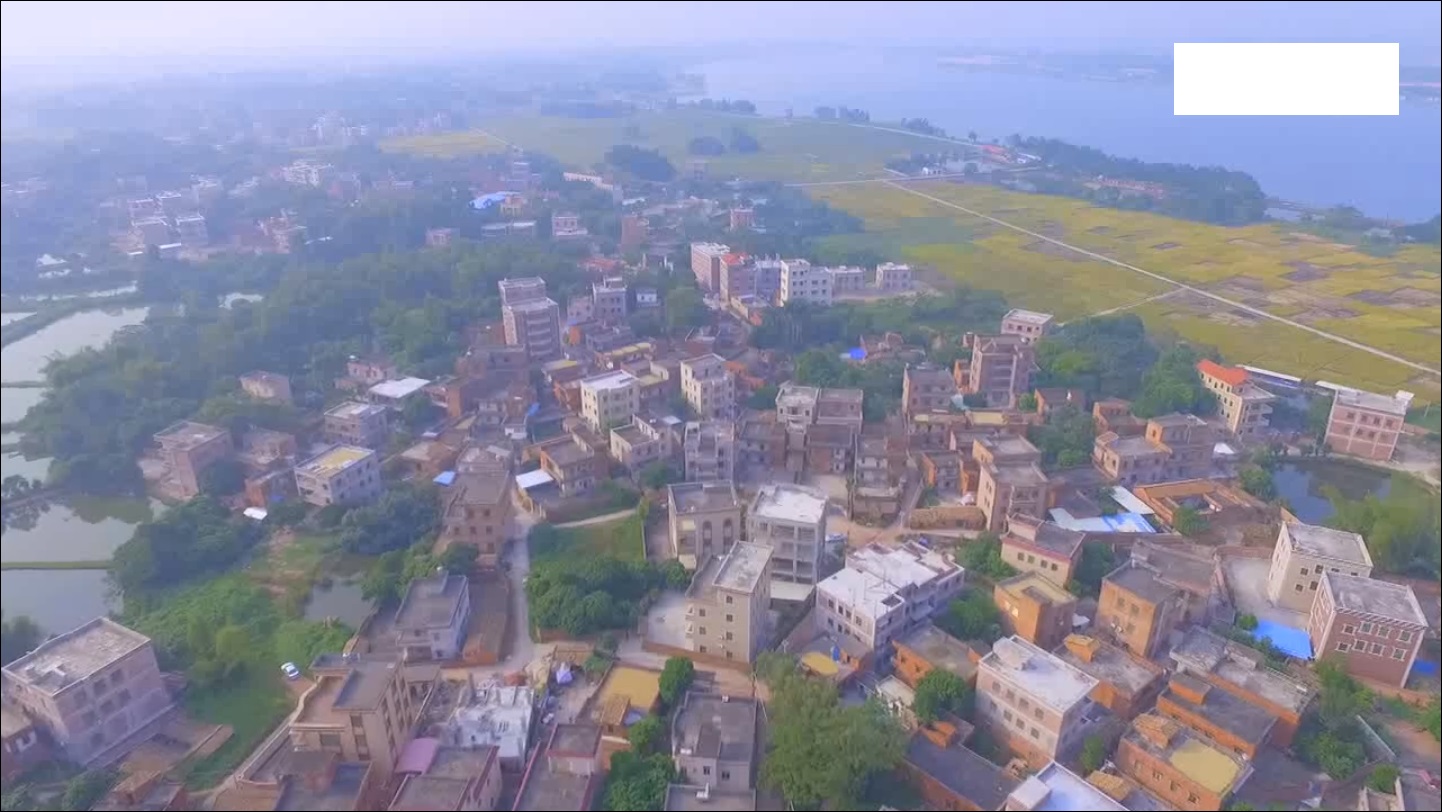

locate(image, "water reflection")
(1272, 459), (1395, 524)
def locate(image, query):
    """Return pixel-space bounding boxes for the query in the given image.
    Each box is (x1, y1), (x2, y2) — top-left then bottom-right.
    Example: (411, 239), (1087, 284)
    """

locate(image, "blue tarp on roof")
(847, 347), (867, 361)
(433, 471), (457, 486)
(1413, 659), (1439, 677)
(470, 191), (516, 210)
(1253, 619), (1313, 660)
(526, 402), (540, 417)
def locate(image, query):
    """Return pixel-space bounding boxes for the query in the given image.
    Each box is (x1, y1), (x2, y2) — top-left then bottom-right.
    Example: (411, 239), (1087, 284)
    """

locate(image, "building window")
(1309, 580), (1318, 590)
(1187, 794), (1199, 804)
(1369, 642), (1384, 655)
(703, 766), (712, 776)
(1360, 622), (1374, 634)
(1003, 709), (1014, 722)
(1034, 708), (1044, 721)
(319, 733), (342, 749)
(1378, 628), (1391, 640)
(1030, 726), (1040, 739)
(1342, 624), (1356, 634)
(721, 771), (731, 781)
(726, 614), (734, 623)
(1398, 630), (1413, 643)
(1295, 584), (1305, 592)
(1336, 642), (1350, 652)
(698, 608), (707, 618)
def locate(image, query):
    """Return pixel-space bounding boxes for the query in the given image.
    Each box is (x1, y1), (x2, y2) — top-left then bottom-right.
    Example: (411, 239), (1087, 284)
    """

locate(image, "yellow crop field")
(382, 109), (936, 183)
(810, 181), (1440, 402)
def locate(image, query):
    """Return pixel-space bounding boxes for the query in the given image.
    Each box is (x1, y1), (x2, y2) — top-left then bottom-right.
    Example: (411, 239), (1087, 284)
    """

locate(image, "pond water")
(13, 284), (139, 303)
(1, 312), (36, 326)
(222, 292), (264, 308)
(1272, 459), (1401, 524)
(0, 306), (149, 382)
(303, 576), (374, 628)
(1, 496), (163, 564)
(1, 387), (46, 425)
(0, 568), (119, 636)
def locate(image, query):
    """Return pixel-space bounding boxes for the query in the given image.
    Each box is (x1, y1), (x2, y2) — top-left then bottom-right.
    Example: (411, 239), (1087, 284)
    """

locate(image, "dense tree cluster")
(110, 496), (263, 598)
(1297, 661), (1370, 778)
(936, 590), (1004, 643)
(911, 669), (971, 723)
(337, 483), (441, 555)
(526, 555), (684, 637)
(1, 613), (44, 666)
(604, 144), (677, 182)
(813, 106), (871, 123)
(954, 534), (1018, 582)
(1129, 345), (1217, 419)
(1324, 485), (1441, 579)
(1011, 136), (1268, 225)
(1027, 405), (1097, 469)
(1033, 314), (1157, 399)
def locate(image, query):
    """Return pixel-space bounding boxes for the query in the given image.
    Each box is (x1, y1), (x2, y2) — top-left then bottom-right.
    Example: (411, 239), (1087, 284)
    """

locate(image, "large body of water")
(696, 51), (1442, 221)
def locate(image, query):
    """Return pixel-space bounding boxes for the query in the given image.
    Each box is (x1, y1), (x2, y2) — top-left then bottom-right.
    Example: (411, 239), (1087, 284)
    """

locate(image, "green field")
(531, 512), (646, 565)
(382, 109), (944, 182)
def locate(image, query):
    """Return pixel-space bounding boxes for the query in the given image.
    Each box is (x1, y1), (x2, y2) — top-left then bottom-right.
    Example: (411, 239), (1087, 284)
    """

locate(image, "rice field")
(381, 109), (934, 182)
(810, 181), (1441, 403)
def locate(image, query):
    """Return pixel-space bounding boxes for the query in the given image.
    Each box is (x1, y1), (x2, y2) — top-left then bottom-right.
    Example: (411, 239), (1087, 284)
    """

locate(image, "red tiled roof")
(1196, 358), (1248, 387)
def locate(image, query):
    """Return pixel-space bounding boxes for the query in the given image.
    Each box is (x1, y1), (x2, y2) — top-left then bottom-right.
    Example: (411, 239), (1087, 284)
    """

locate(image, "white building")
(815, 542), (965, 655)
(1000, 309), (1056, 344)
(446, 680), (535, 769)
(779, 259), (833, 306)
(684, 420), (736, 482)
(680, 354), (735, 420)
(579, 369), (640, 432)
(875, 262), (914, 292)
(747, 483), (828, 591)
(1266, 521), (1373, 613)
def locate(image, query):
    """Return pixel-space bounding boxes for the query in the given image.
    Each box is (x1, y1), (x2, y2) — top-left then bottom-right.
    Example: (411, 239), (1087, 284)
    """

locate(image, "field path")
(881, 179), (1442, 379)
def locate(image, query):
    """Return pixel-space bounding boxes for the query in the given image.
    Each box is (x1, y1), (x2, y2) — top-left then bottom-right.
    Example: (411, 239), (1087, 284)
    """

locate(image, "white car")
(280, 662), (301, 680)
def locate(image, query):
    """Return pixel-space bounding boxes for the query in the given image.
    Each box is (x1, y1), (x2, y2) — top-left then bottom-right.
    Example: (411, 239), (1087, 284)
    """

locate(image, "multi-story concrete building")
(778, 259), (833, 306)
(324, 401), (391, 450)
(1169, 626), (1314, 747)
(578, 370), (640, 433)
(1095, 559), (1189, 659)
(748, 483), (828, 587)
(1115, 714), (1251, 812)
(620, 214), (648, 249)
(513, 723), (601, 811)
(827, 265), (867, 295)
(999, 309), (1055, 344)
(437, 470), (513, 568)
(1265, 521), (1373, 613)
(533, 434), (601, 497)
(1196, 360), (1275, 439)
(1325, 387), (1412, 461)
(152, 420), (233, 499)
(132, 216), (171, 247)
(728, 207), (756, 231)
(1005, 762), (1125, 812)
(816, 543), (966, 656)
(611, 415), (675, 473)
(973, 436), (1050, 532)
(851, 430), (906, 522)
(497, 276), (548, 307)
(1155, 671), (1279, 760)
(893, 623), (983, 688)
(993, 573), (1077, 650)
(295, 445), (383, 507)
(387, 744), (503, 812)
(874, 262), (913, 292)
(1053, 634), (1164, 721)
(551, 211), (588, 239)
(683, 421), (735, 482)
(975, 636), (1100, 768)
(1000, 515), (1083, 587)
(1093, 414), (1215, 487)
(394, 570), (471, 662)
(174, 213), (209, 246)
(668, 481), (744, 565)
(239, 370), (293, 404)
(905, 726), (1018, 812)
(690, 242), (731, 291)
(290, 653), (438, 781)
(957, 334), (1035, 408)
(672, 692), (760, 791)
(684, 543), (773, 663)
(591, 277), (628, 323)
(1, 618), (174, 766)
(680, 354), (735, 420)
(1308, 572), (1427, 688)
(902, 364), (958, 418)
(501, 298), (562, 362)
(737, 412), (787, 473)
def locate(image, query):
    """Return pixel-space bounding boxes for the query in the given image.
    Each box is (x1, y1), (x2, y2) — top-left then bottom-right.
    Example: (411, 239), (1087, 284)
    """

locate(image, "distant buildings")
(690, 242), (731, 291)
(437, 470), (513, 568)
(394, 570), (471, 662)
(1308, 572), (1427, 688)
(1265, 521), (1372, 613)
(668, 481), (743, 565)
(240, 370), (294, 404)
(973, 435), (1049, 532)
(1324, 387), (1412, 461)
(387, 744), (502, 811)
(499, 277), (562, 362)
(1196, 360), (1274, 438)
(1, 618), (174, 767)
(999, 309), (1055, 344)
(778, 259), (833, 306)
(591, 277), (628, 323)
(1006, 762), (1125, 812)
(174, 213), (209, 246)
(892, 623), (982, 689)
(904, 725), (1017, 812)
(1054, 634), (1165, 721)
(680, 354), (735, 420)
(620, 214), (649, 249)
(1096, 558), (1190, 659)
(1168, 626), (1314, 747)
(1093, 413), (1214, 487)
(999, 515), (1083, 587)
(748, 483), (829, 589)
(957, 333), (1035, 408)
(424, 227), (458, 248)
(152, 420), (233, 500)
(902, 364), (957, 418)
(728, 207), (755, 231)
(1115, 714), (1251, 811)
(683, 421), (736, 482)
(874, 262), (913, 292)
(512, 724), (602, 811)
(533, 434), (602, 497)
(672, 691), (760, 794)
(993, 572), (1076, 650)
(295, 445), (383, 506)
(684, 543), (773, 663)
(324, 401), (391, 450)
(578, 370), (640, 432)
(289, 653), (437, 782)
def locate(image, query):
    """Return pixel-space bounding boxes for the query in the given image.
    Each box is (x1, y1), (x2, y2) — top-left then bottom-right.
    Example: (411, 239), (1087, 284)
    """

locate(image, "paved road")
(879, 179), (1441, 379)
(553, 507), (636, 528)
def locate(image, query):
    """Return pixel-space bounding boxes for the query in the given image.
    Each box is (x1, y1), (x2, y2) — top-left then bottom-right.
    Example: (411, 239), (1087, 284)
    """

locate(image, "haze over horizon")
(3, 0), (1440, 88)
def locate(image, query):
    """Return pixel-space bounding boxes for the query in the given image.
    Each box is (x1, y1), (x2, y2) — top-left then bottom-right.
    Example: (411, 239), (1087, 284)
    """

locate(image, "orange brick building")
(1168, 626), (1314, 747)
(1053, 635), (1164, 721)
(892, 624), (983, 688)
(994, 573), (1077, 650)
(1116, 714), (1251, 811)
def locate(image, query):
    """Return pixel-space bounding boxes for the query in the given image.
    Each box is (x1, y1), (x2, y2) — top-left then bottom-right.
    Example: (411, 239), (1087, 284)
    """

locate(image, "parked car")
(281, 662), (301, 680)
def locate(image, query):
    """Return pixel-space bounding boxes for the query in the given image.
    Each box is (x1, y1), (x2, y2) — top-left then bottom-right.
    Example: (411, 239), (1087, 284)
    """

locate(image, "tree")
(361, 549), (410, 605)
(1130, 346), (1216, 419)
(639, 462), (682, 490)
(747, 383), (779, 409)
(110, 495), (262, 597)
(659, 656), (696, 706)
(664, 287), (709, 334)
(1171, 505), (1208, 536)
(730, 128), (761, 153)
(1, 613), (44, 666)
(602, 751), (675, 810)
(60, 769), (119, 811)
(760, 656), (906, 809)
(1068, 542), (1116, 598)
(199, 458), (247, 496)
(912, 669), (971, 724)
(440, 543), (479, 574)
(956, 534), (1017, 580)
(1424, 696), (1440, 741)
(1080, 734), (1108, 773)
(604, 145), (676, 182)
(1368, 764), (1401, 793)
(209, 624), (255, 682)
(937, 592), (1003, 643)
(1237, 613), (1259, 631)
(1017, 392), (1038, 412)
(1027, 405), (1096, 470)
(1239, 465), (1277, 500)
(627, 714), (666, 754)
(1324, 486), (1440, 579)
(687, 136), (726, 156)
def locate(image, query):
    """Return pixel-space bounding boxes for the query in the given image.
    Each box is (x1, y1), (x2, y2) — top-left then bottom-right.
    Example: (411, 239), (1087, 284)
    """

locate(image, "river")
(1271, 458), (1416, 524)
(694, 50), (1442, 220)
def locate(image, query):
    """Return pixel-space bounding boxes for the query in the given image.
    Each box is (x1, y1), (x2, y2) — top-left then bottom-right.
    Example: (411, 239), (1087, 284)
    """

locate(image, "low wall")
(640, 639), (755, 674)
(908, 505), (985, 530)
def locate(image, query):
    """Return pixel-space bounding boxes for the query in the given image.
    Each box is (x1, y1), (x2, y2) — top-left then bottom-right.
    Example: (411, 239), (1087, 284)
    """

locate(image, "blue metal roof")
(1252, 619), (1313, 660)
(433, 471), (457, 486)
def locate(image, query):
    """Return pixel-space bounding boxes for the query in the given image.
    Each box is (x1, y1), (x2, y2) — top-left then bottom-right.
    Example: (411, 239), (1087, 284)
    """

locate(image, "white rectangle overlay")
(1174, 42), (1398, 116)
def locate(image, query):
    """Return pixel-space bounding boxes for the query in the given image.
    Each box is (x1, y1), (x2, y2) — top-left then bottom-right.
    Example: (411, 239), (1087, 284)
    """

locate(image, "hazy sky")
(3, 1), (1439, 67)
